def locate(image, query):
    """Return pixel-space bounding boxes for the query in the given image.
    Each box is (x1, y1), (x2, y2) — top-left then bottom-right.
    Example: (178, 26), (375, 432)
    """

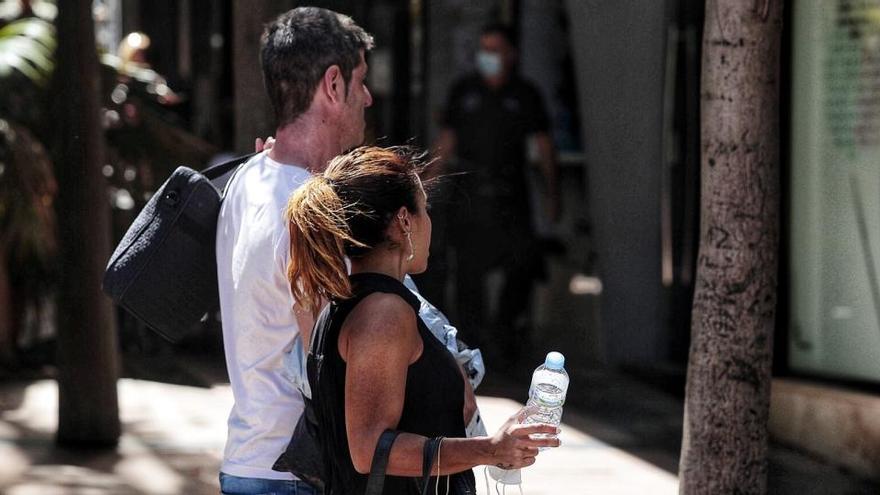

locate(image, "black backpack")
(102, 154), (254, 342)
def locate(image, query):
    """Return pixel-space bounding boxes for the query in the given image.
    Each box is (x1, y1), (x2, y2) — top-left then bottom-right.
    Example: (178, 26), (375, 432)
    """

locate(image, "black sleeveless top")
(310, 273), (476, 494)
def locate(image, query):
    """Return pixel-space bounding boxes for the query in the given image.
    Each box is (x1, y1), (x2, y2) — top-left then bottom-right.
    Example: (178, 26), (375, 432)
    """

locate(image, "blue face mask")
(476, 50), (502, 78)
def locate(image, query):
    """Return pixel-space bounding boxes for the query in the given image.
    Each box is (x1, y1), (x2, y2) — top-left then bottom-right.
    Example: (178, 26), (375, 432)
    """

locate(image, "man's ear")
(322, 65), (344, 104)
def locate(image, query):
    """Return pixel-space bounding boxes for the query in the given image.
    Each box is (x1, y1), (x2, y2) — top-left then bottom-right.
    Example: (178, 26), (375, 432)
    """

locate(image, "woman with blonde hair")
(285, 146), (558, 494)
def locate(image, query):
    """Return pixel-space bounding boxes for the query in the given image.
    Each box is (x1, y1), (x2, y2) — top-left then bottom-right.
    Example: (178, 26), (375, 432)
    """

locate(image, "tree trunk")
(678, 1), (782, 493)
(232, 0), (293, 153)
(51, 0), (120, 446)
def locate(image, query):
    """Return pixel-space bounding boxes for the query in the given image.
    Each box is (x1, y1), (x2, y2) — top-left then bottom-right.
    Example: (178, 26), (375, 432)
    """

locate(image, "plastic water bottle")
(524, 351), (569, 443)
(487, 352), (569, 486)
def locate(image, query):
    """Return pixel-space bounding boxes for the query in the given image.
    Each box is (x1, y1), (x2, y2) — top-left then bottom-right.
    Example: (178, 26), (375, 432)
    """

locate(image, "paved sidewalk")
(475, 396), (677, 494)
(0, 378), (678, 494)
(3, 368), (878, 494)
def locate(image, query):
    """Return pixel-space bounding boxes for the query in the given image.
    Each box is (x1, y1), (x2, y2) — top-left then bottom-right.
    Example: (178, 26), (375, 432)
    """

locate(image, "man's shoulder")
(241, 152), (310, 179)
(229, 154), (310, 198)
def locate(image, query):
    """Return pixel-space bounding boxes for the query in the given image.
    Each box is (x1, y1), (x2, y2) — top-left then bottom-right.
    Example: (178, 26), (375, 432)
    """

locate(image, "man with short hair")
(217, 8), (486, 494)
(216, 8), (373, 494)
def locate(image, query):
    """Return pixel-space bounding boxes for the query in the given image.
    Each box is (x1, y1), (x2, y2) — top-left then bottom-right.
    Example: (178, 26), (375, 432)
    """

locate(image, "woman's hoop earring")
(405, 231), (415, 262)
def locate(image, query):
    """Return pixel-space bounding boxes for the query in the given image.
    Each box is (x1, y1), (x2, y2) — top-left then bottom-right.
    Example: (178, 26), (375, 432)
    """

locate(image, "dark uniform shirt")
(443, 74), (550, 209)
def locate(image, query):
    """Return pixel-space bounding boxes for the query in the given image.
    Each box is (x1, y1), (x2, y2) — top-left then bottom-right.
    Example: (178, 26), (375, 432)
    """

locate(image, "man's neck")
(268, 115), (341, 173)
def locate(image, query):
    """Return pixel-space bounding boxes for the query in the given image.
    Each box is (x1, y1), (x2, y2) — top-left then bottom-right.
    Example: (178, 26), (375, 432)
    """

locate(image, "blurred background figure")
(118, 31), (150, 68)
(432, 23), (560, 368)
(114, 30), (181, 105)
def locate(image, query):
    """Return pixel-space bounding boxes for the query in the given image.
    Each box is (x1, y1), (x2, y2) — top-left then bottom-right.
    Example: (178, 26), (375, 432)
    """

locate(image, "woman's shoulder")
(346, 292), (417, 334)
(338, 291), (421, 360)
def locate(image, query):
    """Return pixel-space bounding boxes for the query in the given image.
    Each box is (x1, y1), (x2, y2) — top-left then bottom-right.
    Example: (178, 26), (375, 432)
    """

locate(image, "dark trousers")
(451, 209), (543, 364)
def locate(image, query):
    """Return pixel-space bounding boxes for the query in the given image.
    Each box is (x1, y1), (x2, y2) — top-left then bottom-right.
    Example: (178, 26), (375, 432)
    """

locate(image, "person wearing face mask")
(432, 23), (560, 369)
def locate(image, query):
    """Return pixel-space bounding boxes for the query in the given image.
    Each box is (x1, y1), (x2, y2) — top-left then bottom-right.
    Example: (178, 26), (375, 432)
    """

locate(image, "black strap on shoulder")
(202, 153), (256, 193)
(365, 429), (402, 495)
(201, 152), (255, 179)
(420, 436), (444, 495)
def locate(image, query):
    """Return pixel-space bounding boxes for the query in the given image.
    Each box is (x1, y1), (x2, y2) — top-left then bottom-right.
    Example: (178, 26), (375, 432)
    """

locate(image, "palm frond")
(0, 18), (56, 86)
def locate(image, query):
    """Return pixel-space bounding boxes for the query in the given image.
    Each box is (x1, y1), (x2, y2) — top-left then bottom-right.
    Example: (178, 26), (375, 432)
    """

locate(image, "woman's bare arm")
(339, 293), (559, 476)
(339, 292), (422, 474)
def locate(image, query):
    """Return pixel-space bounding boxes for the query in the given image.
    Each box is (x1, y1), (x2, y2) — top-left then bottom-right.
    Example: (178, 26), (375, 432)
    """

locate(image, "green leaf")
(0, 51), (45, 84)
(0, 18), (55, 85)
(5, 38), (52, 71)
(0, 17), (54, 42)
(0, 18), (54, 37)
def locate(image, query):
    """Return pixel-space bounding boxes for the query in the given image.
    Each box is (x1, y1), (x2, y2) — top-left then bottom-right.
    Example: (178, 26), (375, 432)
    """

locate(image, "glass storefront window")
(790, 0), (880, 381)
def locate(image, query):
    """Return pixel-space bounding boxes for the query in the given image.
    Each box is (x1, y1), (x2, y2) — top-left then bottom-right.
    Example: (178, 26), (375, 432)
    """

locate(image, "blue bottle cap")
(544, 351), (565, 370)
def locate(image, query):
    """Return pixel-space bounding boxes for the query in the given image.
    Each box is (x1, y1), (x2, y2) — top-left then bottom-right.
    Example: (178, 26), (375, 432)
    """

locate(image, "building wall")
(520, 0), (567, 150)
(565, 0), (668, 364)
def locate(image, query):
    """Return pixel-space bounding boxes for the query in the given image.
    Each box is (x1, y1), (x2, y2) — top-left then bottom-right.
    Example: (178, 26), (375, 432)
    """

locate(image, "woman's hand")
(486, 407), (560, 469)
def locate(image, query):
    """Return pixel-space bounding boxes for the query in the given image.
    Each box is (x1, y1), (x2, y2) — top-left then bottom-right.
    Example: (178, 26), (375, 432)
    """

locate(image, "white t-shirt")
(216, 151), (311, 480)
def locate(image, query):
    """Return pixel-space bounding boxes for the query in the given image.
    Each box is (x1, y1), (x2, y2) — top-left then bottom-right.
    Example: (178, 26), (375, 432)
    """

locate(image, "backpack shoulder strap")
(201, 152), (255, 179)
(202, 153), (256, 193)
